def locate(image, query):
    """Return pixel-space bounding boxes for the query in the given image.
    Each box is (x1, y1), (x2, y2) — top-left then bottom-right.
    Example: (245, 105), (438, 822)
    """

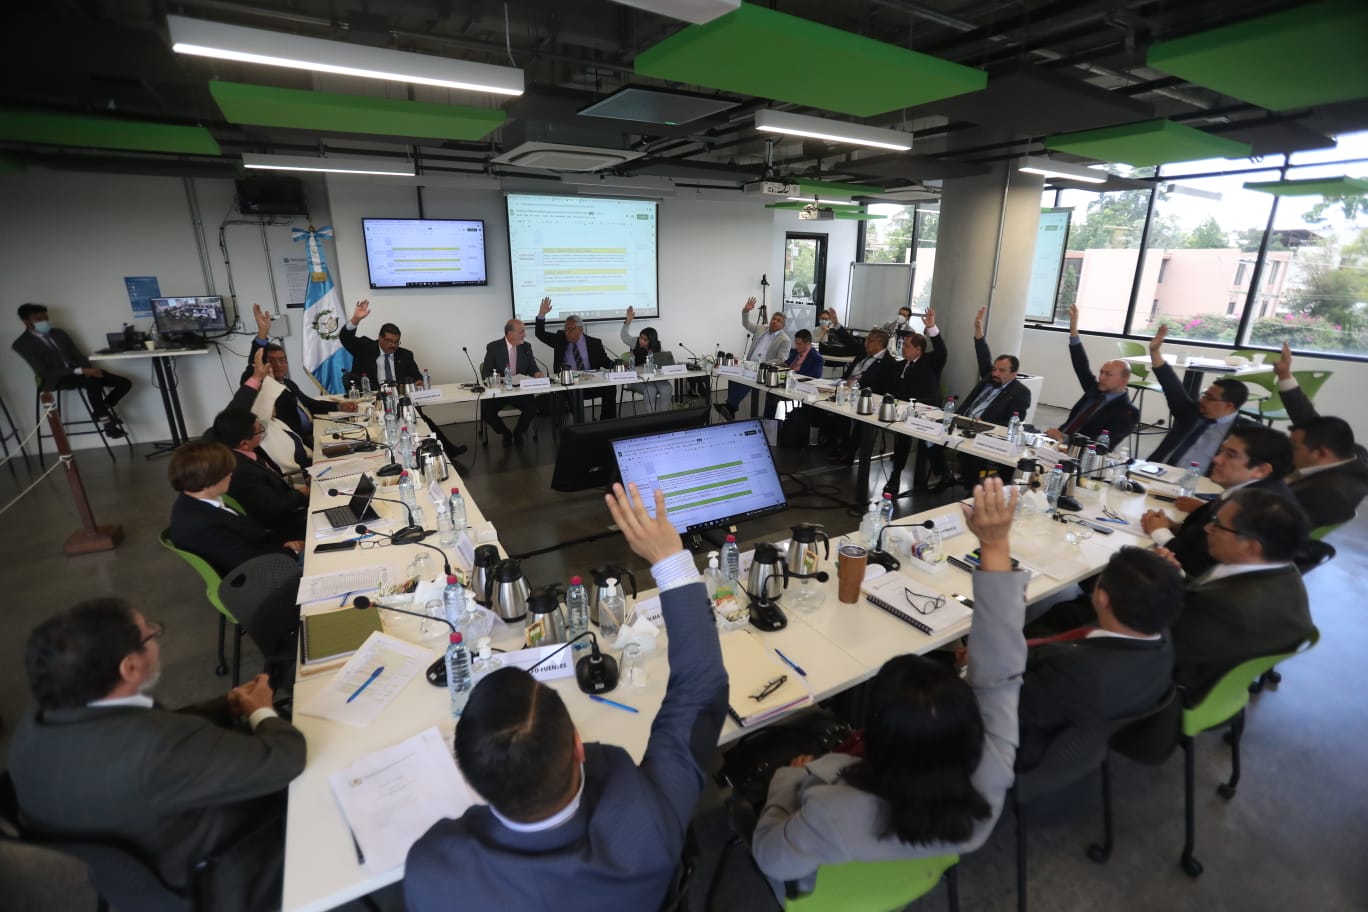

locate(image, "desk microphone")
(327, 488), (423, 542)
(461, 346), (486, 392)
(353, 521), (449, 569)
(527, 631), (619, 694)
(330, 431), (402, 477)
(678, 342), (701, 362)
(353, 595), (454, 686)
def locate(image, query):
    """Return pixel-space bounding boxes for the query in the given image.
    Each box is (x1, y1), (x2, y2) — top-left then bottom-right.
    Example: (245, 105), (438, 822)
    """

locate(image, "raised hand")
(962, 477), (1017, 571)
(624, 306), (635, 325)
(1068, 302), (1080, 336)
(253, 302), (273, 338)
(1149, 324), (1168, 362)
(974, 306), (986, 338)
(923, 307), (936, 330)
(742, 296), (757, 313)
(350, 299), (370, 325)
(604, 482), (681, 565)
(249, 346), (269, 382)
(1273, 341), (1293, 381)
(538, 297), (553, 318)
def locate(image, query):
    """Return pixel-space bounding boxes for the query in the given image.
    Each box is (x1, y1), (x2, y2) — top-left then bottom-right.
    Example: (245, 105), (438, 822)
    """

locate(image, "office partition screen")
(506, 193), (659, 324)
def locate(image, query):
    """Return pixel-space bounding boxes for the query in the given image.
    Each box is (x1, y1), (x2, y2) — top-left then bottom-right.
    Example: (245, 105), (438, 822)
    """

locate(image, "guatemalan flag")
(294, 225), (352, 393)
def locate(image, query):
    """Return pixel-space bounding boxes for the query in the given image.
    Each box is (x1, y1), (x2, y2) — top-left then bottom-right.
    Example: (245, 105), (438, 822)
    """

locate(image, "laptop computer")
(952, 415), (996, 435)
(320, 473), (381, 531)
(653, 350), (676, 367)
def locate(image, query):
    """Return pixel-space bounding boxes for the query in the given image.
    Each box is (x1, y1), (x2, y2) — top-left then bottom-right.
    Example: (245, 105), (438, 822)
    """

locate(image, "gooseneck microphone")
(354, 595), (455, 687)
(677, 341), (701, 361)
(461, 346), (486, 392)
(331, 425), (376, 451)
(874, 518), (937, 554)
(330, 431), (403, 477)
(527, 631), (619, 694)
(353, 523), (450, 572)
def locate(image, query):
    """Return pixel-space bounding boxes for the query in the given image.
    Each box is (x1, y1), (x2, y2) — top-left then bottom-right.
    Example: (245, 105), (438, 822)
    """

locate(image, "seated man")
(405, 483), (728, 911)
(1045, 303), (1138, 448)
(954, 306), (1032, 490)
(244, 303), (356, 450)
(12, 303), (131, 438)
(168, 439), (303, 575)
(817, 327), (891, 456)
(1171, 488), (1315, 701)
(212, 407), (309, 540)
(717, 296), (791, 420)
(1145, 325), (1254, 473)
(8, 598), (305, 912)
(750, 480), (1026, 899)
(871, 308), (946, 495)
(481, 318), (543, 446)
(341, 298), (422, 388)
(1140, 424), (1294, 578)
(763, 328), (824, 419)
(880, 306), (915, 335)
(1016, 547), (1184, 770)
(535, 296), (617, 421)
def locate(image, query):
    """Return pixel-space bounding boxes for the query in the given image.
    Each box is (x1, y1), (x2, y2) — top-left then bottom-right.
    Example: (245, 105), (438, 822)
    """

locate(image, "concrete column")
(928, 163), (1045, 400)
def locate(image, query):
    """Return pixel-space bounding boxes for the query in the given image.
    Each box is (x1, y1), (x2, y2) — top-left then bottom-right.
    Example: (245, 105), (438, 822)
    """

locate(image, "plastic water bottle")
(1096, 429), (1112, 452)
(436, 500), (457, 547)
(941, 397), (957, 436)
(1111, 445), (1131, 491)
(703, 553), (725, 601)
(599, 579), (625, 643)
(785, 371), (797, 393)
(566, 576), (590, 655)
(445, 633), (473, 717)
(835, 381), (849, 407)
(471, 637), (503, 683)
(422, 368), (432, 390)
(860, 499), (885, 550)
(398, 426), (415, 469)
(491, 369), (501, 392)
(645, 350), (656, 376)
(360, 375), (372, 396)
(1007, 412), (1022, 445)
(448, 487), (468, 532)
(382, 414), (398, 447)
(1178, 461), (1201, 498)
(346, 379), (360, 401)
(879, 491), (895, 524)
(721, 535), (741, 583)
(1082, 445), (1100, 488)
(502, 369), (514, 391)
(1044, 464), (1067, 514)
(443, 573), (464, 629)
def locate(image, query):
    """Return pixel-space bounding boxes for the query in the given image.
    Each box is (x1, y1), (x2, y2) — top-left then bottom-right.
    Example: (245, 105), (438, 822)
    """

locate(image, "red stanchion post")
(42, 392), (123, 555)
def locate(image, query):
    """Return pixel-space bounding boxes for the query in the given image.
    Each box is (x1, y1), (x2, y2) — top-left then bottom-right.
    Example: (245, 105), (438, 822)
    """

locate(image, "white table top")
(88, 346), (210, 361)
(1120, 354), (1274, 377)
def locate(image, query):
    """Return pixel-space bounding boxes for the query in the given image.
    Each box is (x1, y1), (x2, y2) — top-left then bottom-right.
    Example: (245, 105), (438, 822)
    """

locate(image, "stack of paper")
(720, 631), (812, 727)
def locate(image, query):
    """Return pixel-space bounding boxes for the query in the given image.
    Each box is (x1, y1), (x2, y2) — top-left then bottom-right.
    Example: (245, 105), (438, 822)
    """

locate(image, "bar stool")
(34, 381), (118, 467)
(0, 391), (30, 476)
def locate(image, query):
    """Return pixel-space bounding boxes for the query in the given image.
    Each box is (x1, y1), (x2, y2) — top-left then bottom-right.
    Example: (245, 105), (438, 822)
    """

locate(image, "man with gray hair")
(717, 296), (791, 420)
(482, 318), (543, 446)
(536, 296), (617, 420)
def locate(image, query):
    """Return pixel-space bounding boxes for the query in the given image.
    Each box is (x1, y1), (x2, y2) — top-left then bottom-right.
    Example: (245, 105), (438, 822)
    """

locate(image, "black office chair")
(217, 553), (303, 694)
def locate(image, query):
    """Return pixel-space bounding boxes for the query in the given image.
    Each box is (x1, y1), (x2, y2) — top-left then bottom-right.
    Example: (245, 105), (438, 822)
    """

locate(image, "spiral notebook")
(300, 605), (385, 668)
(861, 571), (973, 636)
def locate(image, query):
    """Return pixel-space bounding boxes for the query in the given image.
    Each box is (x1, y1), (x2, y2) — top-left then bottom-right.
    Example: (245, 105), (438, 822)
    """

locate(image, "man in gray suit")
(9, 598), (306, 912)
(718, 296), (792, 420)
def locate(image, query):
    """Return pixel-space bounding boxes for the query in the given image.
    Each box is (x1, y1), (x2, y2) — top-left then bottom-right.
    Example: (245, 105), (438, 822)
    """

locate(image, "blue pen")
(346, 666), (384, 703)
(589, 694), (639, 714)
(316, 466), (334, 479)
(774, 648), (807, 677)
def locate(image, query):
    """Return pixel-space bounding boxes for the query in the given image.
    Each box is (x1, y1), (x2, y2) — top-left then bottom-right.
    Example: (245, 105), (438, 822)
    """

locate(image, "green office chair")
(785, 855), (960, 911)
(1176, 628), (1320, 877)
(1238, 370), (1333, 425)
(221, 493), (246, 516)
(1114, 342), (1165, 451)
(158, 529), (243, 684)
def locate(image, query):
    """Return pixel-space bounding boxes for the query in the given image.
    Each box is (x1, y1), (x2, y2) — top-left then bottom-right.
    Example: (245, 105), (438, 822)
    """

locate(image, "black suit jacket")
(1279, 382), (1368, 526)
(534, 318), (614, 372)
(340, 325), (422, 387)
(1060, 341), (1139, 444)
(169, 493), (292, 576)
(959, 336), (1031, 424)
(1017, 634), (1174, 770)
(1172, 566), (1313, 701)
(1166, 476), (1294, 578)
(870, 332), (947, 403)
(227, 450), (308, 540)
(12, 328), (90, 390)
(1147, 362), (1258, 467)
(481, 338), (539, 378)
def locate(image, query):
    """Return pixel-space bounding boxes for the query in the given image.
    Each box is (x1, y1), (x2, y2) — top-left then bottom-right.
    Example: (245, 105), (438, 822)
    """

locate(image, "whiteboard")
(1025, 209), (1072, 321)
(846, 262), (914, 330)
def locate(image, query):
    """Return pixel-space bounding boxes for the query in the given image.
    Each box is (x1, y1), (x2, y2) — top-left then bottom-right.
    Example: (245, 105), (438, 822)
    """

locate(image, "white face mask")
(32, 320), (52, 334)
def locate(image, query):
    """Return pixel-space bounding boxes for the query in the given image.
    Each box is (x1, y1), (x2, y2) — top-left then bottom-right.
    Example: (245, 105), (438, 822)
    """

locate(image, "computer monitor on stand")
(150, 295), (229, 345)
(550, 405), (710, 493)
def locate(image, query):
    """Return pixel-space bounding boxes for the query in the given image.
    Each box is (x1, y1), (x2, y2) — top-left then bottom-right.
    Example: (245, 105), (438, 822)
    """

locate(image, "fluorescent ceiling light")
(168, 15), (523, 96)
(607, 0), (740, 26)
(242, 153), (415, 176)
(1017, 155), (1107, 184)
(1163, 182), (1223, 201)
(755, 110), (912, 152)
(786, 196), (861, 206)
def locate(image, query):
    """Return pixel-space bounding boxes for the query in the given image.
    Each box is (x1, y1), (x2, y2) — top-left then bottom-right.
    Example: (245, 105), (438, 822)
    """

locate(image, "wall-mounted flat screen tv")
(362, 218), (488, 289)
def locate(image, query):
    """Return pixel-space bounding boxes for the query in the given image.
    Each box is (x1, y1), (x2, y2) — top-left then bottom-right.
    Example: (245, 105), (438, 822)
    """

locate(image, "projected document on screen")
(506, 194), (659, 324)
(612, 421), (786, 533)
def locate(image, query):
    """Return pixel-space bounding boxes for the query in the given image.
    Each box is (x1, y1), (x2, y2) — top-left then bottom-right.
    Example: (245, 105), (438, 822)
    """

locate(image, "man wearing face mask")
(8, 598), (305, 912)
(13, 303), (132, 438)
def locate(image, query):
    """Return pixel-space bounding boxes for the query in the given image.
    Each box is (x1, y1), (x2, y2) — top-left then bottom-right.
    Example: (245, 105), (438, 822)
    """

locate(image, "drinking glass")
(621, 643), (648, 687)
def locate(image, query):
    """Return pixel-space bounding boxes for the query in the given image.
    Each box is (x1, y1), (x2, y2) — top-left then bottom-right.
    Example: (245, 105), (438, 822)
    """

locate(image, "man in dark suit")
(1144, 326), (1255, 472)
(1140, 424), (1294, 578)
(12, 303), (131, 437)
(816, 325), (892, 458)
(1016, 547), (1183, 770)
(341, 298), (422, 388)
(243, 304), (356, 450)
(212, 408), (308, 540)
(872, 308), (947, 495)
(954, 306), (1033, 490)
(1045, 303), (1138, 447)
(481, 318), (544, 446)
(405, 483), (728, 912)
(8, 598), (306, 912)
(1171, 489), (1315, 702)
(167, 440), (302, 575)
(535, 296), (617, 421)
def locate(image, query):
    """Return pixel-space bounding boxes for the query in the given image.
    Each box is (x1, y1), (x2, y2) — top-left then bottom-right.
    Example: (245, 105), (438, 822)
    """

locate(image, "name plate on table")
(410, 387), (442, 402)
(659, 363), (687, 375)
(606, 372), (637, 384)
(714, 365), (742, 376)
(904, 415), (946, 438)
(498, 643), (576, 682)
(518, 376), (551, 389)
(974, 435), (1021, 460)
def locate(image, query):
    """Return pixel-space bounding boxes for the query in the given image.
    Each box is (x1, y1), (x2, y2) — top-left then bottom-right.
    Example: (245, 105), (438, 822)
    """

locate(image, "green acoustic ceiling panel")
(209, 81), (505, 141)
(1045, 119), (1251, 167)
(1146, 0), (1368, 111)
(0, 110), (220, 155)
(634, 3), (986, 117)
(1245, 176), (1368, 197)
(794, 178), (883, 197)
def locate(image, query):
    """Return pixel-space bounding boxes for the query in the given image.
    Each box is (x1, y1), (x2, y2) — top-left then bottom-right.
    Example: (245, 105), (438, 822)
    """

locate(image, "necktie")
(384, 353), (394, 384)
(790, 349), (807, 371)
(1170, 418), (1216, 465)
(508, 343), (517, 374)
(1064, 394), (1104, 435)
(570, 342), (582, 370)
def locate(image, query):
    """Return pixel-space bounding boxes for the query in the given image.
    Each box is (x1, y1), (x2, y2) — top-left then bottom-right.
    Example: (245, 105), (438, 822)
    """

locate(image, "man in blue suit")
(405, 482), (728, 912)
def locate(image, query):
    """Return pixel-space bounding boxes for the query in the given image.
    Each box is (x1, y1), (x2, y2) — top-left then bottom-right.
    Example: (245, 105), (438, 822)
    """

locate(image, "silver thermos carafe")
(471, 545), (501, 606)
(526, 585), (568, 645)
(485, 559), (530, 622)
(746, 543), (789, 603)
(878, 394), (897, 422)
(857, 388), (875, 415)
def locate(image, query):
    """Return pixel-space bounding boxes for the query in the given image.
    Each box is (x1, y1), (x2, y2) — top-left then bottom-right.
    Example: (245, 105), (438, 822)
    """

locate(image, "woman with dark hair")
(620, 308), (673, 412)
(750, 479), (1028, 898)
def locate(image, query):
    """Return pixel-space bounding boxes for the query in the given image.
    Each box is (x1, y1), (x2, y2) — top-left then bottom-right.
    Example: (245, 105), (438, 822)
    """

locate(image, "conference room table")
(87, 346), (208, 457)
(1120, 354), (1274, 398)
(280, 406), (1207, 912)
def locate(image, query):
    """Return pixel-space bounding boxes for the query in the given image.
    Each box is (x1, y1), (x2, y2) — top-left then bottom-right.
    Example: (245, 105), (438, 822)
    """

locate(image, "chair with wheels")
(159, 529), (242, 684)
(216, 553), (302, 693)
(784, 855), (960, 911)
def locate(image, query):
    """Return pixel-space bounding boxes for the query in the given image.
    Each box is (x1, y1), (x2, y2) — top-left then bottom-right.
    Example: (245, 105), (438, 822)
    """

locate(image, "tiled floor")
(1, 403), (1364, 911)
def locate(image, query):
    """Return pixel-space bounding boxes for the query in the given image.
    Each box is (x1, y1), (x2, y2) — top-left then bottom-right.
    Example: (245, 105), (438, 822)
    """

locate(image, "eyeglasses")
(1199, 391), (1227, 403)
(904, 588), (945, 616)
(1205, 517), (1243, 536)
(141, 620), (166, 647)
(357, 536), (392, 549)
